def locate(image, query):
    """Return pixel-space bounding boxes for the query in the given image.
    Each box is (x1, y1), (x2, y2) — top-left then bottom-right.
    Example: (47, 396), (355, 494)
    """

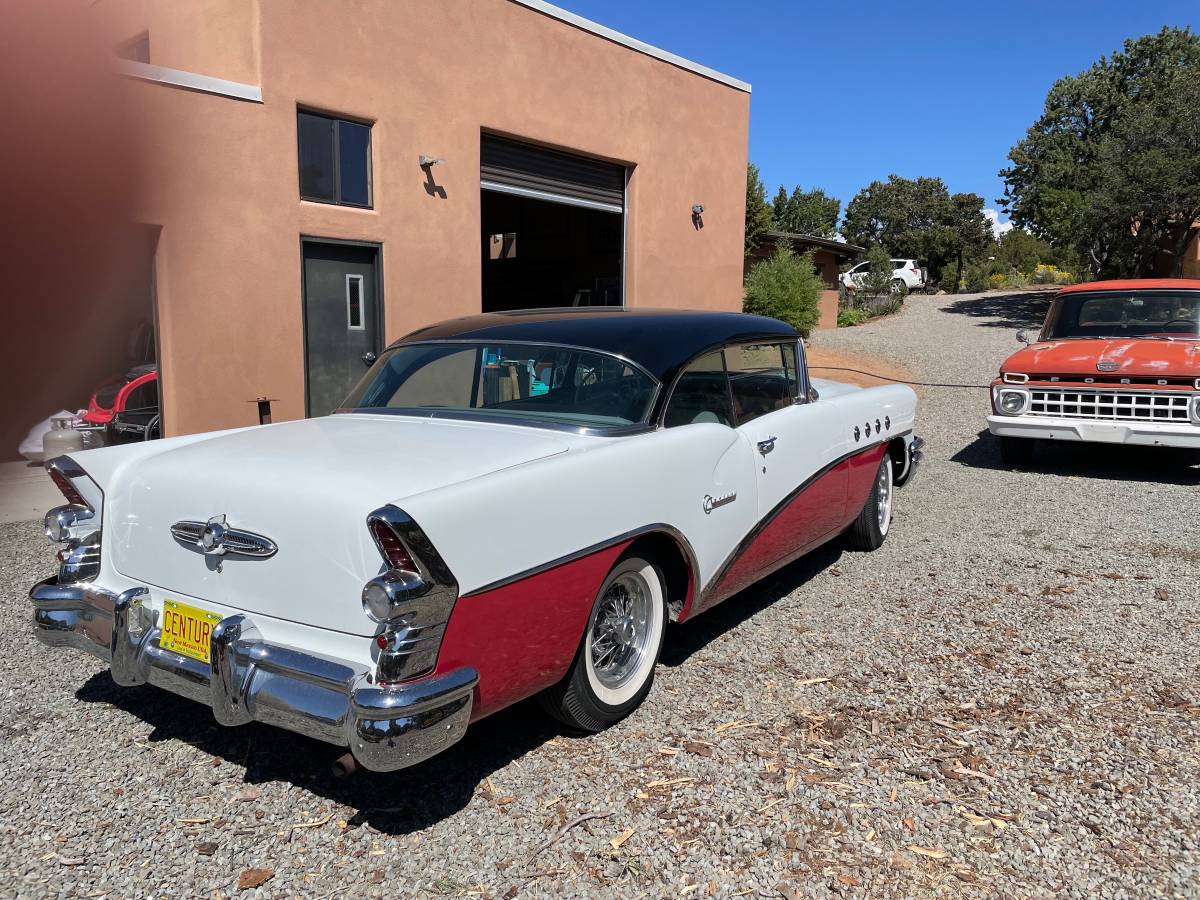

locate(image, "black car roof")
(394, 308), (798, 384)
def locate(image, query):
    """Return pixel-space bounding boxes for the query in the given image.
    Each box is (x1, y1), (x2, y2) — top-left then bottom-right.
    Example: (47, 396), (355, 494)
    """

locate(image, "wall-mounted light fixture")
(692, 204), (705, 216)
(419, 155), (444, 168)
(691, 203), (705, 230)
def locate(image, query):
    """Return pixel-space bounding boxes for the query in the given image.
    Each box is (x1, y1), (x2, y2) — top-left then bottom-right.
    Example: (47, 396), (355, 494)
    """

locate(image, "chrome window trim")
(657, 336), (805, 429)
(336, 339), (662, 434)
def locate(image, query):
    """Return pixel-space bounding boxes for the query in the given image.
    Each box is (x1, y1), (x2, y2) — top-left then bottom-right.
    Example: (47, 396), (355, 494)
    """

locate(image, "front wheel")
(846, 456), (892, 551)
(540, 555), (666, 732)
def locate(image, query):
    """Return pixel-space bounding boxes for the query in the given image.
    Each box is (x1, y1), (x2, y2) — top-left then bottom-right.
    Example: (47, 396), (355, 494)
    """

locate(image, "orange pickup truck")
(988, 279), (1200, 464)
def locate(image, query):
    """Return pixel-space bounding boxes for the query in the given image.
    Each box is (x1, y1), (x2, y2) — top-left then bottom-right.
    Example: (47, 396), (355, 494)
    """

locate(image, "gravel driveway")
(2, 290), (1197, 898)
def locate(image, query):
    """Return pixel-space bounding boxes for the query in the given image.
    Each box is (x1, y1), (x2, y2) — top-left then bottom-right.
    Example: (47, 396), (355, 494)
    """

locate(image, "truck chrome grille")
(1028, 388), (1193, 423)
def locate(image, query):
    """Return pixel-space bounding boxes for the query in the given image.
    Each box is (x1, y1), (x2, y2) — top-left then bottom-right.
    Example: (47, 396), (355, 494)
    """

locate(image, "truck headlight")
(995, 387), (1030, 416)
(1191, 395), (1200, 425)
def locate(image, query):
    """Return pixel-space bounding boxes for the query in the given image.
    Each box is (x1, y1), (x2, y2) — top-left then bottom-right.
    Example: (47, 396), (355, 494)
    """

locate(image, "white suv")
(841, 258), (927, 293)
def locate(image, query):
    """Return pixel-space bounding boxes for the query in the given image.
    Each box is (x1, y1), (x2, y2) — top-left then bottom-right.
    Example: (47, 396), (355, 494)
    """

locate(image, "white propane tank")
(42, 416), (84, 459)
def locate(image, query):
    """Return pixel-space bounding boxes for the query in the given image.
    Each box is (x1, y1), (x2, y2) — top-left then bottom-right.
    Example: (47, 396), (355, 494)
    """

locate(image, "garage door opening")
(480, 136), (625, 313)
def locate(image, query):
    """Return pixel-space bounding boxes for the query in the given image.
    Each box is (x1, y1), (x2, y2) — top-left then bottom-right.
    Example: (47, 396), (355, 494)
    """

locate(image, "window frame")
(345, 274), (366, 331)
(660, 338), (806, 430)
(724, 340), (802, 427)
(297, 108), (374, 209)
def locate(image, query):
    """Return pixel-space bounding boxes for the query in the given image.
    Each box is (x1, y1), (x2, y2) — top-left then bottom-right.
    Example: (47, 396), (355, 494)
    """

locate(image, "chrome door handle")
(361, 351), (378, 366)
(757, 436), (777, 455)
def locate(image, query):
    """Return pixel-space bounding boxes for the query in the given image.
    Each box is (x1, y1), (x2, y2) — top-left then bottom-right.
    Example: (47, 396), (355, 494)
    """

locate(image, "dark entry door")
(302, 240), (381, 416)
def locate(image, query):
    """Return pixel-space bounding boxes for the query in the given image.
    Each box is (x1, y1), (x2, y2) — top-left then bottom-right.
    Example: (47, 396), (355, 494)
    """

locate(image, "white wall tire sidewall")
(584, 558), (664, 707)
(877, 457), (893, 537)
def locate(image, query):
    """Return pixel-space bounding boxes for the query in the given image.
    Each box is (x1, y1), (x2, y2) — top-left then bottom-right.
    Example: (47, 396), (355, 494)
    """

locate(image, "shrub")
(838, 307), (868, 327)
(988, 273), (1007, 290)
(964, 265), (990, 293)
(858, 244), (896, 297)
(1032, 263), (1059, 284)
(938, 263), (962, 293)
(743, 240), (823, 337)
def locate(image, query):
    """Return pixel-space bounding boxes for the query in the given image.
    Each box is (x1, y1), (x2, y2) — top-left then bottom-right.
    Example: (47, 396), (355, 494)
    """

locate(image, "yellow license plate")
(159, 599), (223, 664)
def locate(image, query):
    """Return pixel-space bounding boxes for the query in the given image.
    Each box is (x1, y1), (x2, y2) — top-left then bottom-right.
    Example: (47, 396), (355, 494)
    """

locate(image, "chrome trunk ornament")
(170, 516), (277, 558)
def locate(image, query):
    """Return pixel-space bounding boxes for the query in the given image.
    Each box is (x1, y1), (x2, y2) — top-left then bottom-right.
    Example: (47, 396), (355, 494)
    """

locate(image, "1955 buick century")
(31, 309), (922, 772)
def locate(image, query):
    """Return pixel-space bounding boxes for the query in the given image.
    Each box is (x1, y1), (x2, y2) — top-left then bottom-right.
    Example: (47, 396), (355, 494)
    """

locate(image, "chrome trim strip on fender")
(699, 436), (905, 610)
(459, 523), (701, 602)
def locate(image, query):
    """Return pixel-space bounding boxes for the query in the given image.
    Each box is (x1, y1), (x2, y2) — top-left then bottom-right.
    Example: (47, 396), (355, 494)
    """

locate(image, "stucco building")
(100, 0), (750, 435)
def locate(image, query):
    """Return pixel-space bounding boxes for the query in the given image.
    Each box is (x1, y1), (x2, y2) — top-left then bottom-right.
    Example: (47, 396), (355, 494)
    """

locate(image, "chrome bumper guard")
(898, 434), (924, 485)
(30, 577), (477, 772)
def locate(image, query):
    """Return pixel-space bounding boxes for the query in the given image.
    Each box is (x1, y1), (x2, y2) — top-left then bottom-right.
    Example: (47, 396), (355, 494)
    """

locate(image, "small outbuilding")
(745, 231), (864, 330)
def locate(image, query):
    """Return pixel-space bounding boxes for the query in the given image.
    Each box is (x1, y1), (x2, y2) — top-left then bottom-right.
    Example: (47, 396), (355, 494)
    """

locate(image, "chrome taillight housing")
(362, 506), (459, 683)
(43, 457), (103, 584)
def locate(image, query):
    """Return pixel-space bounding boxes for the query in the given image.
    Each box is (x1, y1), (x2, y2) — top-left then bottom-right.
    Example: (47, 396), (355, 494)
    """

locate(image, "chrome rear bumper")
(896, 434), (924, 486)
(30, 577), (477, 772)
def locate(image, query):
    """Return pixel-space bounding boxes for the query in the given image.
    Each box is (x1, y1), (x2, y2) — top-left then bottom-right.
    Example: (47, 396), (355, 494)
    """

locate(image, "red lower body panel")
(700, 442), (888, 611)
(435, 540), (632, 720)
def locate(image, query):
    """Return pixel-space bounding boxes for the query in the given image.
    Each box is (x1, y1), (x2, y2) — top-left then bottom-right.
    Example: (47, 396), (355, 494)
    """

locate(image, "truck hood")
(108, 415), (570, 635)
(1002, 339), (1200, 378)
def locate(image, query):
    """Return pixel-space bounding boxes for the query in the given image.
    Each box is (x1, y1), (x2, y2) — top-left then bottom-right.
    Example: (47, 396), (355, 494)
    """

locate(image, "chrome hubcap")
(876, 462), (892, 531)
(589, 572), (652, 689)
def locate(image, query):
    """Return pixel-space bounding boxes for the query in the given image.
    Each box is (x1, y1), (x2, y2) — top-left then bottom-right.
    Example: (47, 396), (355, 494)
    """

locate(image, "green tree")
(1001, 27), (1200, 277)
(842, 175), (991, 287)
(772, 185), (841, 237)
(771, 185), (791, 229)
(742, 240), (823, 337)
(745, 163), (774, 258)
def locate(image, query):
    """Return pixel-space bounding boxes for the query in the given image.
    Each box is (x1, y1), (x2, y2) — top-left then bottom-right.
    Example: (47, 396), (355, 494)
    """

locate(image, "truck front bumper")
(987, 415), (1200, 449)
(30, 577), (477, 772)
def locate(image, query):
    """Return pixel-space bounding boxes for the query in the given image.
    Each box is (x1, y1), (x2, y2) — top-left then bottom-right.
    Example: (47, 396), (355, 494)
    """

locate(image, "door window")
(664, 351), (733, 427)
(726, 343), (796, 426)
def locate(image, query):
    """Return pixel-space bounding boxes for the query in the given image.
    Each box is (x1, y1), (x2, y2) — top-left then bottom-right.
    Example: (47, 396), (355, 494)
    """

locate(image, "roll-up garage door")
(481, 136), (625, 214)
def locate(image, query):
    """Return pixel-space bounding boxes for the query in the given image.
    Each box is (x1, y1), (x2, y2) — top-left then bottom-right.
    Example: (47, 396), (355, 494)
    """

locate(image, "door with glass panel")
(301, 240), (381, 417)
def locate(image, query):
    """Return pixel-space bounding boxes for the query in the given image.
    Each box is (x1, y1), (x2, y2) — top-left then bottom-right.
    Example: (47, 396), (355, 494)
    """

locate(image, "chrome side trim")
(698, 438), (893, 612)
(45, 456), (88, 483)
(334, 406), (657, 437)
(459, 523), (701, 601)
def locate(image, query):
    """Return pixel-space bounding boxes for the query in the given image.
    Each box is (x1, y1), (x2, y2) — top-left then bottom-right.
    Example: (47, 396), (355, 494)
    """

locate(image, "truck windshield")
(1046, 291), (1200, 340)
(339, 342), (658, 431)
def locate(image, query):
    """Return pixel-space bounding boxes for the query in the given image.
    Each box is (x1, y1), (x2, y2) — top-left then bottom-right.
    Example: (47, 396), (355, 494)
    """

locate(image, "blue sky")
(552, 0), (1199, 231)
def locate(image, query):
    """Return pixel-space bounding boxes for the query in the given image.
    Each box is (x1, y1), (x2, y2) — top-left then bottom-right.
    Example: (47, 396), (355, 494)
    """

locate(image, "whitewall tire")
(540, 555), (666, 732)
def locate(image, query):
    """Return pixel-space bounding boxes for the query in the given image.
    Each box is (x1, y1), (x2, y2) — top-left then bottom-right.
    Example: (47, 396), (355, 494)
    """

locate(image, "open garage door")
(481, 135), (625, 312)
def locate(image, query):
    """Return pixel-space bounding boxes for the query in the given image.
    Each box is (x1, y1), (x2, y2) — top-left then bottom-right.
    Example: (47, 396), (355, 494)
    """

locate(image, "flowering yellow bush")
(1032, 264), (1076, 285)
(988, 273), (1008, 289)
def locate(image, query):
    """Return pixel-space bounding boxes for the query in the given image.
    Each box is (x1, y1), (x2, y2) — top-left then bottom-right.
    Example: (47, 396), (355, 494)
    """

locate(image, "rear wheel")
(890, 278), (905, 294)
(540, 555), (666, 732)
(846, 456), (892, 551)
(999, 436), (1034, 466)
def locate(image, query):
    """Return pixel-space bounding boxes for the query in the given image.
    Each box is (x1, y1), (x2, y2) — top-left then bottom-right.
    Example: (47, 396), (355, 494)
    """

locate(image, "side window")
(664, 351), (733, 428)
(122, 381), (158, 413)
(726, 343), (794, 425)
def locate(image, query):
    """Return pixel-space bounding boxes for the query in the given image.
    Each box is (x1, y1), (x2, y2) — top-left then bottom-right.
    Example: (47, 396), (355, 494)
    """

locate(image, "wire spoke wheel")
(587, 572), (653, 691)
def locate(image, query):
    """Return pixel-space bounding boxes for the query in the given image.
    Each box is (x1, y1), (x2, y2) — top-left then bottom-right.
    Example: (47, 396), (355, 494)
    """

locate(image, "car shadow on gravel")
(75, 673), (561, 834)
(943, 290), (1054, 329)
(953, 429), (1200, 484)
(660, 541), (844, 667)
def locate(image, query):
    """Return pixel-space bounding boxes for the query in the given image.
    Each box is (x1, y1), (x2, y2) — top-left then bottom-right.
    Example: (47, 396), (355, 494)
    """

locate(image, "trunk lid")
(109, 414), (569, 635)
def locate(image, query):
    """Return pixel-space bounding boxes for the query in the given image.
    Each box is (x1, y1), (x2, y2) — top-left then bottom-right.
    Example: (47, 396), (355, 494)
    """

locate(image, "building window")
(346, 274), (365, 330)
(116, 32), (150, 63)
(297, 110), (372, 208)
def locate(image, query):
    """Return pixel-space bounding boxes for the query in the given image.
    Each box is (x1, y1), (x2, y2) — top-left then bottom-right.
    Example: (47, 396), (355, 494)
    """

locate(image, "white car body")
(31, 309), (922, 772)
(841, 258), (926, 292)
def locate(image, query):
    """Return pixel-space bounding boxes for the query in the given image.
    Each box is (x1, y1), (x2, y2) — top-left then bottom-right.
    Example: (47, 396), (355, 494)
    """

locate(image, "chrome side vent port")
(362, 506), (459, 684)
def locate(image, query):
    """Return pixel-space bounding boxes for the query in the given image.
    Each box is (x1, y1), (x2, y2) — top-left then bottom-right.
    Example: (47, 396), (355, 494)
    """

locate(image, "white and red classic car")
(989, 279), (1200, 464)
(32, 309), (921, 772)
